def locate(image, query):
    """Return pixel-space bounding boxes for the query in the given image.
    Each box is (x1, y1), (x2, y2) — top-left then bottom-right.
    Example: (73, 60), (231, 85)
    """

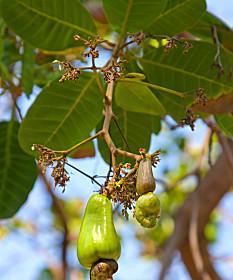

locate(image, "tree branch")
(40, 173), (69, 280)
(159, 139), (233, 280)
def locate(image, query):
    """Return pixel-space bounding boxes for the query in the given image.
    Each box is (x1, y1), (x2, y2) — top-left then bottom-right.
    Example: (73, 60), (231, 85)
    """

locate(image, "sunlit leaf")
(140, 41), (233, 120)
(145, 0), (206, 35)
(115, 81), (165, 115)
(1, 0), (96, 50)
(190, 12), (233, 52)
(103, 0), (165, 35)
(19, 73), (103, 155)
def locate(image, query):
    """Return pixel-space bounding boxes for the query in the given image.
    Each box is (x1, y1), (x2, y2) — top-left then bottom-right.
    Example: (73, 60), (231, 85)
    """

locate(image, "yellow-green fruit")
(136, 158), (155, 194)
(135, 192), (160, 228)
(77, 194), (121, 268)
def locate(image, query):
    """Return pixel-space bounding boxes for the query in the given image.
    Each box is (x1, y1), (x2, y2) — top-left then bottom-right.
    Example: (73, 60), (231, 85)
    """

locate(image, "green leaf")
(190, 12), (233, 52)
(143, 41), (233, 95)
(0, 121), (37, 219)
(22, 43), (35, 96)
(97, 101), (160, 164)
(215, 114), (233, 138)
(1, 0), (96, 51)
(145, 0), (206, 35)
(19, 73), (103, 155)
(115, 81), (165, 115)
(140, 41), (233, 119)
(102, 0), (165, 35)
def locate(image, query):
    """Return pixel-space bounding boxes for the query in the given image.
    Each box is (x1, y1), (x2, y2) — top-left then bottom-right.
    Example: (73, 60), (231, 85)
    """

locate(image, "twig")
(112, 116), (131, 152)
(208, 130), (214, 167)
(65, 162), (103, 188)
(205, 120), (233, 180)
(211, 25), (224, 76)
(105, 152), (113, 186)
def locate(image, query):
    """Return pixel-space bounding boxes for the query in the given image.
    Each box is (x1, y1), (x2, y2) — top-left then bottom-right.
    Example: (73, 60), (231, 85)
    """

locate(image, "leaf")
(19, 73), (103, 155)
(143, 41), (233, 95)
(190, 12), (233, 52)
(102, 0), (165, 35)
(145, 0), (206, 35)
(97, 100), (160, 164)
(215, 114), (233, 138)
(22, 43), (35, 96)
(0, 121), (37, 219)
(140, 41), (233, 119)
(115, 81), (165, 115)
(1, 0), (96, 51)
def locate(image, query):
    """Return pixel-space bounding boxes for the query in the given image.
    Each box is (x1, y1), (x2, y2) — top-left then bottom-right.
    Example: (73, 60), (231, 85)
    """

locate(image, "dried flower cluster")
(129, 31), (146, 45)
(102, 163), (139, 218)
(57, 61), (81, 83)
(194, 87), (208, 106)
(164, 38), (178, 53)
(164, 37), (192, 55)
(32, 144), (69, 191)
(179, 108), (197, 131)
(101, 61), (124, 84)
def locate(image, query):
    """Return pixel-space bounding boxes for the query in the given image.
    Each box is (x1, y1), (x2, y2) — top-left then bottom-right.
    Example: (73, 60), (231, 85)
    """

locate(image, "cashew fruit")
(135, 192), (160, 228)
(136, 157), (155, 194)
(77, 194), (121, 268)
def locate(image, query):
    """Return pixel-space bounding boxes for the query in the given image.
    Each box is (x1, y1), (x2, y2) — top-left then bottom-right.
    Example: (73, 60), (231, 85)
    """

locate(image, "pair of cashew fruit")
(135, 157), (161, 228)
(77, 156), (160, 277)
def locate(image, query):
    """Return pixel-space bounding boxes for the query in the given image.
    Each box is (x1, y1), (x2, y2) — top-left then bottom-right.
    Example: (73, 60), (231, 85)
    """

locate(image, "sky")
(0, 1), (233, 280)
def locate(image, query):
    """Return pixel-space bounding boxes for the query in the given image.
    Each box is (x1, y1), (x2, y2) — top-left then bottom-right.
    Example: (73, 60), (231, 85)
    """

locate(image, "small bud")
(74, 35), (80, 41)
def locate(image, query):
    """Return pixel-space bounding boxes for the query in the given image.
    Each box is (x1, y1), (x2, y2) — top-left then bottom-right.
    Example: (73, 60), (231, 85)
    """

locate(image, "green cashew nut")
(135, 192), (160, 228)
(77, 194), (121, 268)
(136, 157), (156, 195)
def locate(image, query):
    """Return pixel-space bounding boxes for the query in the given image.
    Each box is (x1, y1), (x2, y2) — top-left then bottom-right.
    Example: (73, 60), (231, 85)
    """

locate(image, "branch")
(180, 239), (221, 280)
(189, 193), (212, 279)
(40, 172), (69, 280)
(159, 139), (233, 280)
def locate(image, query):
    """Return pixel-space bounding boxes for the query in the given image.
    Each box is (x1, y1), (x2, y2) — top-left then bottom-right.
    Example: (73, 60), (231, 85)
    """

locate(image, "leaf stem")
(55, 131), (103, 156)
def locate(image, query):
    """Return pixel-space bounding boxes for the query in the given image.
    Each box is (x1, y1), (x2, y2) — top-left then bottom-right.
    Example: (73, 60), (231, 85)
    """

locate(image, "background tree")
(0, 0), (233, 279)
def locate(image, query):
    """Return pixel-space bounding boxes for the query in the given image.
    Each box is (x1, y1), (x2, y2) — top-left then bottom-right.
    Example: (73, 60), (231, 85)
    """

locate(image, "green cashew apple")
(77, 194), (121, 268)
(136, 157), (156, 194)
(135, 192), (160, 228)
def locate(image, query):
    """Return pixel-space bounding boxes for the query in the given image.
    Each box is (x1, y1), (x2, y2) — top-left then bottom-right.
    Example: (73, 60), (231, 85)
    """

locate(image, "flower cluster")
(194, 87), (208, 106)
(53, 61), (81, 83)
(32, 144), (70, 191)
(102, 163), (138, 218)
(101, 61), (124, 83)
(179, 108), (198, 131)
